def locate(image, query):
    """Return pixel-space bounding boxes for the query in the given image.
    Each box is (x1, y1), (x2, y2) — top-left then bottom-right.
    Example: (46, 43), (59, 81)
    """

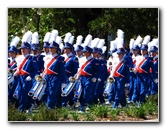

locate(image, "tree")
(8, 8), (158, 51)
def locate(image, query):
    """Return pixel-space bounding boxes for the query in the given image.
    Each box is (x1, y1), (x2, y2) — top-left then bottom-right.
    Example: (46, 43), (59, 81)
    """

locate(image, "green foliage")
(59, 107), (70, 120)
(31, 104), (60, 121)
(8, 103), (27, 121)
(84, 112), (95, 121)
(8, 8), (158, 50)
(71, 112), (79, 121)
(91, 104), (109, 118)
(8, 94), (158, 121)
(108, 108), (121, 120)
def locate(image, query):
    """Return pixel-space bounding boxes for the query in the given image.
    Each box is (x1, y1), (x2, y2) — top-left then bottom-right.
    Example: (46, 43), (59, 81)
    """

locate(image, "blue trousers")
(150, 81), (158, 95)
(108, 83), (115, 102)
(94, 80), (105, 104)
(8, 76), (18, 103)
(79, 76), (93, 111)
(46, 74), (61, 109)
(18, 75), (32, 111)
(135, 73), (149, 104)
(90, 81), (97, 104)
(112, 77), (126, 108)
(128, 73), (137, 102)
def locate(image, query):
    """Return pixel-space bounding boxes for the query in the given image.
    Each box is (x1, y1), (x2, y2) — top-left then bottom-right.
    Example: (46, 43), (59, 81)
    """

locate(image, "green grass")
(8, 103), (27, 121)
(8, 94), (158, 121)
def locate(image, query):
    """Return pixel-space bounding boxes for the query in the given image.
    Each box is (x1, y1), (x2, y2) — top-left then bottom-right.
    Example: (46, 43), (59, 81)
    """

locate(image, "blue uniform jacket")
(36, 54), (45, 73)
(150, 56), (158, 79)
(137, 56), (155, 77)
(98, 59), (108, 81)
(45, 55), (67, 83)
(18, 55), (40, 79)
(80, 56), (100, 78)
(113, 57), (130, 83)
(64, 54), (79, 78)
(10, 59), (17, 70)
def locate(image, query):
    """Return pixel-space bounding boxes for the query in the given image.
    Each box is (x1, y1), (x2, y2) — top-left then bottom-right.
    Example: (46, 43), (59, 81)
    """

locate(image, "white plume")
(43, 32), (51, 42)
(76, 35), (83, 45)
(142, 35), (151, 45)
(129, 38), (135, 50)
(64, 32), (72, 43)
(69, 36), (74, 44)
(10, 36), (20, 47)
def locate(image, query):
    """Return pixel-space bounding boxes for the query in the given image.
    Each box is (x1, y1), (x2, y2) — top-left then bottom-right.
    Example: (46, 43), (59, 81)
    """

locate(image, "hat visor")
(92, 50), (98, 53)
(117, 51), (123, 55)
(31, 47), (38, 50)
(141, 48), (147, 50)
(43, 45), (49, 48)
(19, 46), (27, 49)
(75, 49), (82, 52)
(150, 50), (157, 52)
(63, 46), (71, 49)
(132, 48), (138, 51)
(82, 49), (88, 53)
(49, 46), (58, 48)
(8, 50), (14, 53)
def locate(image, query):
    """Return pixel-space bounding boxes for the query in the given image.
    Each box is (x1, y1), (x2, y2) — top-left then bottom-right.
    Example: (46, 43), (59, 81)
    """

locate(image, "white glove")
(154, 79), (158, 84)
(13, 71), (18, 76)
(26, 76), (32, 81)
(98, 78), (101, 82)
(91, 77), (97, 82)
(61, 83), (67, 89)
(133, 68), (137, 74)
(125, 83), (130, 87)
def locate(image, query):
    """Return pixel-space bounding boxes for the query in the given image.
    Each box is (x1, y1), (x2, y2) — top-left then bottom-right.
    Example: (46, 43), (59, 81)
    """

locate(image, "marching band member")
(42, 32), (51, 56)
(76, 42), (101, 112)
(75, 45), (83, 59)
(91, 47), (100, 104)
(62, 33), (79, 108)
(31, 32), (44, 74)
(42, 30), (66, 109)
(8, 36), (20, 104)
(128, 36), (143, 103)
(94, 47), (108, 105)
(13, 31), (40, 112)
(111, 48), (130, 108)
(74, 35), (84, 59)
(149, 45), (158, 95)
(128, 45), (140, 103)
(43, 40), (67, 109)
(107, 52), (113, 75)
(131, 44), (156, 105)
(105, 41), (118, 104)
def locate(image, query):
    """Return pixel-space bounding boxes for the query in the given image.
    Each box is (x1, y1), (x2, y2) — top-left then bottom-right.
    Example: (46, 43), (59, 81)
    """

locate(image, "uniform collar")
(67, 52), (73, 57)
(132, 54), (139, 58)
(24, 54), (30, 58)
(142, 54), (148, 58)
(153, 55), (158, 60)
(119, 56), (125, 63)
(11, 57), (16, 62)
(86, 55), (93, 61)
(34, 53), (39, 57)
(98, 57), (102, 60)
(46, 52), (50, 55)
(77, 55), (83, 58)
(52, 53), (58, 58)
